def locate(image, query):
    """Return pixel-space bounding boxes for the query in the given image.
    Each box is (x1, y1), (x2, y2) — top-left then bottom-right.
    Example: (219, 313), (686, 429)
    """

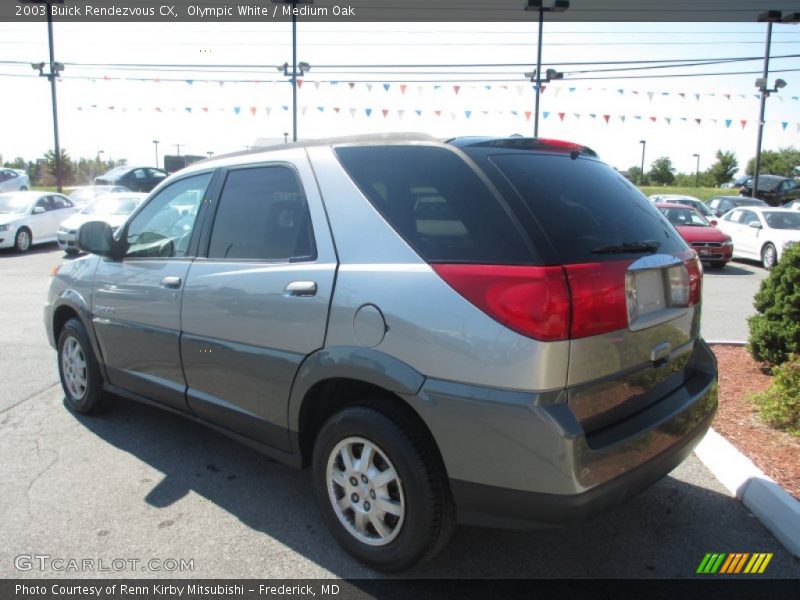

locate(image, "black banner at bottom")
(3, 579), (800, 600)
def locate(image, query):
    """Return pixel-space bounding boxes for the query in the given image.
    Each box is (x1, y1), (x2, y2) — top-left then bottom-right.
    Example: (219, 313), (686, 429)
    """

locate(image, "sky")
(0, 20), (798, 177)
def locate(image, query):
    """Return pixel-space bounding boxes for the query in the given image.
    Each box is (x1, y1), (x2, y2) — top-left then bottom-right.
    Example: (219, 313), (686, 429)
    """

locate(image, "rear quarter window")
(334, 145), (537, 264)
(474, 152), (686, 264)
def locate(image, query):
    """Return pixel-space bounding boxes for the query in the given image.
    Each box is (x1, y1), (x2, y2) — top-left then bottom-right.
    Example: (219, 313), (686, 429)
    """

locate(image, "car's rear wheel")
(312, 405), (454, 572)
(761, 243), (777, 270)
(14, 227), (31, 252)
(57, 318), (107, 414)
(19, 186), (28, 191)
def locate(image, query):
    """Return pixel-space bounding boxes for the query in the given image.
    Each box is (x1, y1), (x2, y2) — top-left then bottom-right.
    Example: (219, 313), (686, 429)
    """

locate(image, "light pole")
(752, 10), (798, 199)
(174, 143), (182, 157)
(32, 1), (66, 192)
(274, 1), (313, 142)
(153, 140), (160, 168)
(207, 151), (214, 158)
(639, 140), (647, 185)
(693, 153), (700, 188)
(284, 132), (289, 144)
(524, 0), (569, 138)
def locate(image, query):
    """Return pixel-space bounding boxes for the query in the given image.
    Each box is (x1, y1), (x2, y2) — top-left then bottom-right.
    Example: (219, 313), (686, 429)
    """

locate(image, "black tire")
(312, 405), (455, 572)
(761, 243), (777, 270)
(19, 186), (28, 191)
(57, 318), (107, 414)
(64, 248), (80, 256)
(14, 227), (32, 252)
(710, 261), (726, 269)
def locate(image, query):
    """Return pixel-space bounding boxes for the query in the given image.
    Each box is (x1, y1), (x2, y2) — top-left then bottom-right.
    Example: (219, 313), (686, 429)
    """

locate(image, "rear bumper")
(410, 339), (718, 529)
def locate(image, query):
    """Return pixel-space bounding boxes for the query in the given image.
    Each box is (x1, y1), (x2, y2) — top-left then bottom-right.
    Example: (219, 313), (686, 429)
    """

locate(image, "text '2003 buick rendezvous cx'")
(45, 134), (717, 571)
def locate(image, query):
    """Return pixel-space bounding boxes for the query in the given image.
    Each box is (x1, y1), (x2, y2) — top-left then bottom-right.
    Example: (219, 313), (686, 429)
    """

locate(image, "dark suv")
(94, 166), (168, 192)
(739, 175), (800, 206)
(46, 134), (717, 571)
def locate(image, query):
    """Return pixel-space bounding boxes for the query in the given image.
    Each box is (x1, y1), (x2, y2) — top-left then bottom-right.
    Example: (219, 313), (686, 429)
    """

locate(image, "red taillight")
(431, 264), (570, 341)
(535, 138), (586, 152)
(564, 260), (631, 339)
(685, 255), (702, 306)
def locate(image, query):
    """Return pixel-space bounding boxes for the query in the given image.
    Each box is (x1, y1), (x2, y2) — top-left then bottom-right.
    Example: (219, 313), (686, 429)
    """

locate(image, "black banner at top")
(5, 0), (800, 23)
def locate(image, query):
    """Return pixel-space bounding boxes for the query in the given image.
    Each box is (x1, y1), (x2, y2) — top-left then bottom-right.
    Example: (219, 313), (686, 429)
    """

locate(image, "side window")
(739, 210), (756, 225)
(51, 196), (72, 209)
(726, 210), (742, 223)
(133, 169), (147, 180)
(125, 173), (211, 259)
(207, 166), (315, 261)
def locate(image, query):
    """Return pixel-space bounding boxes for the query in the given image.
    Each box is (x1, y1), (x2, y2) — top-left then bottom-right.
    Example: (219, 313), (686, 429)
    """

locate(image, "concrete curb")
(704, 340), (747, 346)
(694, 428), (800, 557)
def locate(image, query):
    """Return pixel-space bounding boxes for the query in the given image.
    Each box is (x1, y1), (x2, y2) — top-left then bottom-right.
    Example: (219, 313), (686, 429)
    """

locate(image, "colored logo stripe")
(696, 553), (773, 574)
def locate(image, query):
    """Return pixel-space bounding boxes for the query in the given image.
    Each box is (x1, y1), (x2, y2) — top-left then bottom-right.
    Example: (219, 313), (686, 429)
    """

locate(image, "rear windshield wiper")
(590, 240), (660, 254)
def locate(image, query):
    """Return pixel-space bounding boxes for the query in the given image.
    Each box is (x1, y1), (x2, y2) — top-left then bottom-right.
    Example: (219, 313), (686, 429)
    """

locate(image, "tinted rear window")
(335, 145), (536, 264)
(475, 152), (687, 264)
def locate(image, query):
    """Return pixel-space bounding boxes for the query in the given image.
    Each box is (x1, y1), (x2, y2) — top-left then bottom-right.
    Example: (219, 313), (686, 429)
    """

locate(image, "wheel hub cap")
(326, 436), (405, 546)
(61, 336), (88, 400)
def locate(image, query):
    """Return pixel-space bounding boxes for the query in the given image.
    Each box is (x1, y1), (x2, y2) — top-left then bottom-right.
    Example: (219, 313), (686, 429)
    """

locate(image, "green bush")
(750, 354), (800, 436)
(747, 243), (800, 365)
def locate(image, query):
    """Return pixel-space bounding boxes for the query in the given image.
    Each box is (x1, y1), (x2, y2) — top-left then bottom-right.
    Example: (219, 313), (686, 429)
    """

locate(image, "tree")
(38, 149), (77, 187)
(627, 166), (646, 185)
(745, 146), (800, 178)
(708, 150), (739, 187)
(647, 156), (676, 185)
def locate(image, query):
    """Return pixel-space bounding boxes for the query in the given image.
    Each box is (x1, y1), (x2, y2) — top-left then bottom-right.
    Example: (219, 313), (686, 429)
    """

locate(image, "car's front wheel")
(761, 243), (777, 270)
(312, 405), (454, 572)
(57, 318), (107, 414)
(14, 227), (31, 252)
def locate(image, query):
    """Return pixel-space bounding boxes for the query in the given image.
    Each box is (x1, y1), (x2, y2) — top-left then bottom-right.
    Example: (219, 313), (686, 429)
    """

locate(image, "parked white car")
(67, 185), (131, 208)
(58, 192), (146, 254)
(786, 199), (800, 211)
(716, 206), (800, 269)
(0, 169), (30, 192)
(0, 191), (77, 252)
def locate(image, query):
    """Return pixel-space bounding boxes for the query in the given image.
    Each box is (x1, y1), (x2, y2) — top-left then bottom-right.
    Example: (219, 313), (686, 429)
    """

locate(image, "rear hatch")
(459, 140), (703, 437)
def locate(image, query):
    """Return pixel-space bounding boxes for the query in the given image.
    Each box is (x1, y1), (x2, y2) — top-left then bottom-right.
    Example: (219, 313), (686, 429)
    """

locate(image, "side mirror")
(78, 221), (121, 258)
(32, 206), (45, 214)
(748, 221), (763, 229)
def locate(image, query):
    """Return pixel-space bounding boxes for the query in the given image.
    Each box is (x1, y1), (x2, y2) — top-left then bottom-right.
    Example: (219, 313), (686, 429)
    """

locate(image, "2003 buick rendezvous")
(45, 134), (717, 571)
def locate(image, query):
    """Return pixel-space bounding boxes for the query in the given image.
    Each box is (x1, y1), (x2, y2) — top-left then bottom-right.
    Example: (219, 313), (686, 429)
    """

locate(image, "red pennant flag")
(249, 107), (257, 116)
(695, 118), (701, 125)
(155, 107), (162, 112)
(382, 109), (389, 118)
(348, 82), (355, 89)
(603, 114), (610, 124)
(202, 107), (208, 113)
(558, 112), (565, 121)
(649, 116), (657, 122)
(400, 84), (407, 95)
(724, 94), (731, 100)
(435, 110), (442, 117)
(453, 85), (461, 95)
(296, 79), (303, 88)
(679, 93), (685, 98)
(524, 111), (532, 121)
(540, 85), (547, 94)
(740, 120), (747, 129)
(333, 107), (340, 113)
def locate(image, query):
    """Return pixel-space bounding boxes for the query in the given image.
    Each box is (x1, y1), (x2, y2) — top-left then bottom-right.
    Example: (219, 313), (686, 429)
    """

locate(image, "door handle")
(161, 276), (182, 289)
(284, 281), (317, 297)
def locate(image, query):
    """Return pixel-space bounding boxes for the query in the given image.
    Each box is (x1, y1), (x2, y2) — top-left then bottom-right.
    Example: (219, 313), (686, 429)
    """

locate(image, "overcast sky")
(1, 21), (798, 176)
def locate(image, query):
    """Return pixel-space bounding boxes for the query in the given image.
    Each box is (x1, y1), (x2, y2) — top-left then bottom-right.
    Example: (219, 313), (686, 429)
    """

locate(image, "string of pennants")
(73, 103), (800, 131)
(77, 76), (800, 103)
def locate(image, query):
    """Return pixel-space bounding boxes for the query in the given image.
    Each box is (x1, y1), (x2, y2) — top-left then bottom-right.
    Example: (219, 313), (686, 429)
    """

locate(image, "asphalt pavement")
(1, 244), (797, 579)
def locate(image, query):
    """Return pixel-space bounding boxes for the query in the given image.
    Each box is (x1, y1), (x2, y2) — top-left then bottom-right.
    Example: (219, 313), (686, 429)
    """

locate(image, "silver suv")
(45, 134), (717, 571)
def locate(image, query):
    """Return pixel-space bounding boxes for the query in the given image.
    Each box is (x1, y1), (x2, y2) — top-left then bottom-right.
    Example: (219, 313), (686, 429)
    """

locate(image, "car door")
(180, 157), (337, 451)
(735, 209), (761, 257)
(91, 171), (214, 411)
(28, 196), (54, 241)
(47, 195), (76, 240)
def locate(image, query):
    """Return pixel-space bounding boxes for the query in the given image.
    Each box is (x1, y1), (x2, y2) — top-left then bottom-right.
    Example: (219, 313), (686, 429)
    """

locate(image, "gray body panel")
(92, 258), (193, 412)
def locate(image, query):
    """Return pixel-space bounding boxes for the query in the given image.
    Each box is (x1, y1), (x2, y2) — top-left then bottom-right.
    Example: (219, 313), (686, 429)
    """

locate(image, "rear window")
(474, 152), (687, 264)
(335, 145), (536, 264)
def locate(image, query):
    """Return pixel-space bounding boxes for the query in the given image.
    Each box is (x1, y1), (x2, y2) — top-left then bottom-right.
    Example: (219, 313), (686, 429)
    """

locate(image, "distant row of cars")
(0, 188), (145, 253)
(649, 193), (800, 269)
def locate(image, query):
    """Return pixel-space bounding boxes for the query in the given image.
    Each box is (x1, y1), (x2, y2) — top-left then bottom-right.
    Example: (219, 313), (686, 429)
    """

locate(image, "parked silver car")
(45, 134), (718, 571)
(0, 168), (30, 192)
(57, 192), (147, 254)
